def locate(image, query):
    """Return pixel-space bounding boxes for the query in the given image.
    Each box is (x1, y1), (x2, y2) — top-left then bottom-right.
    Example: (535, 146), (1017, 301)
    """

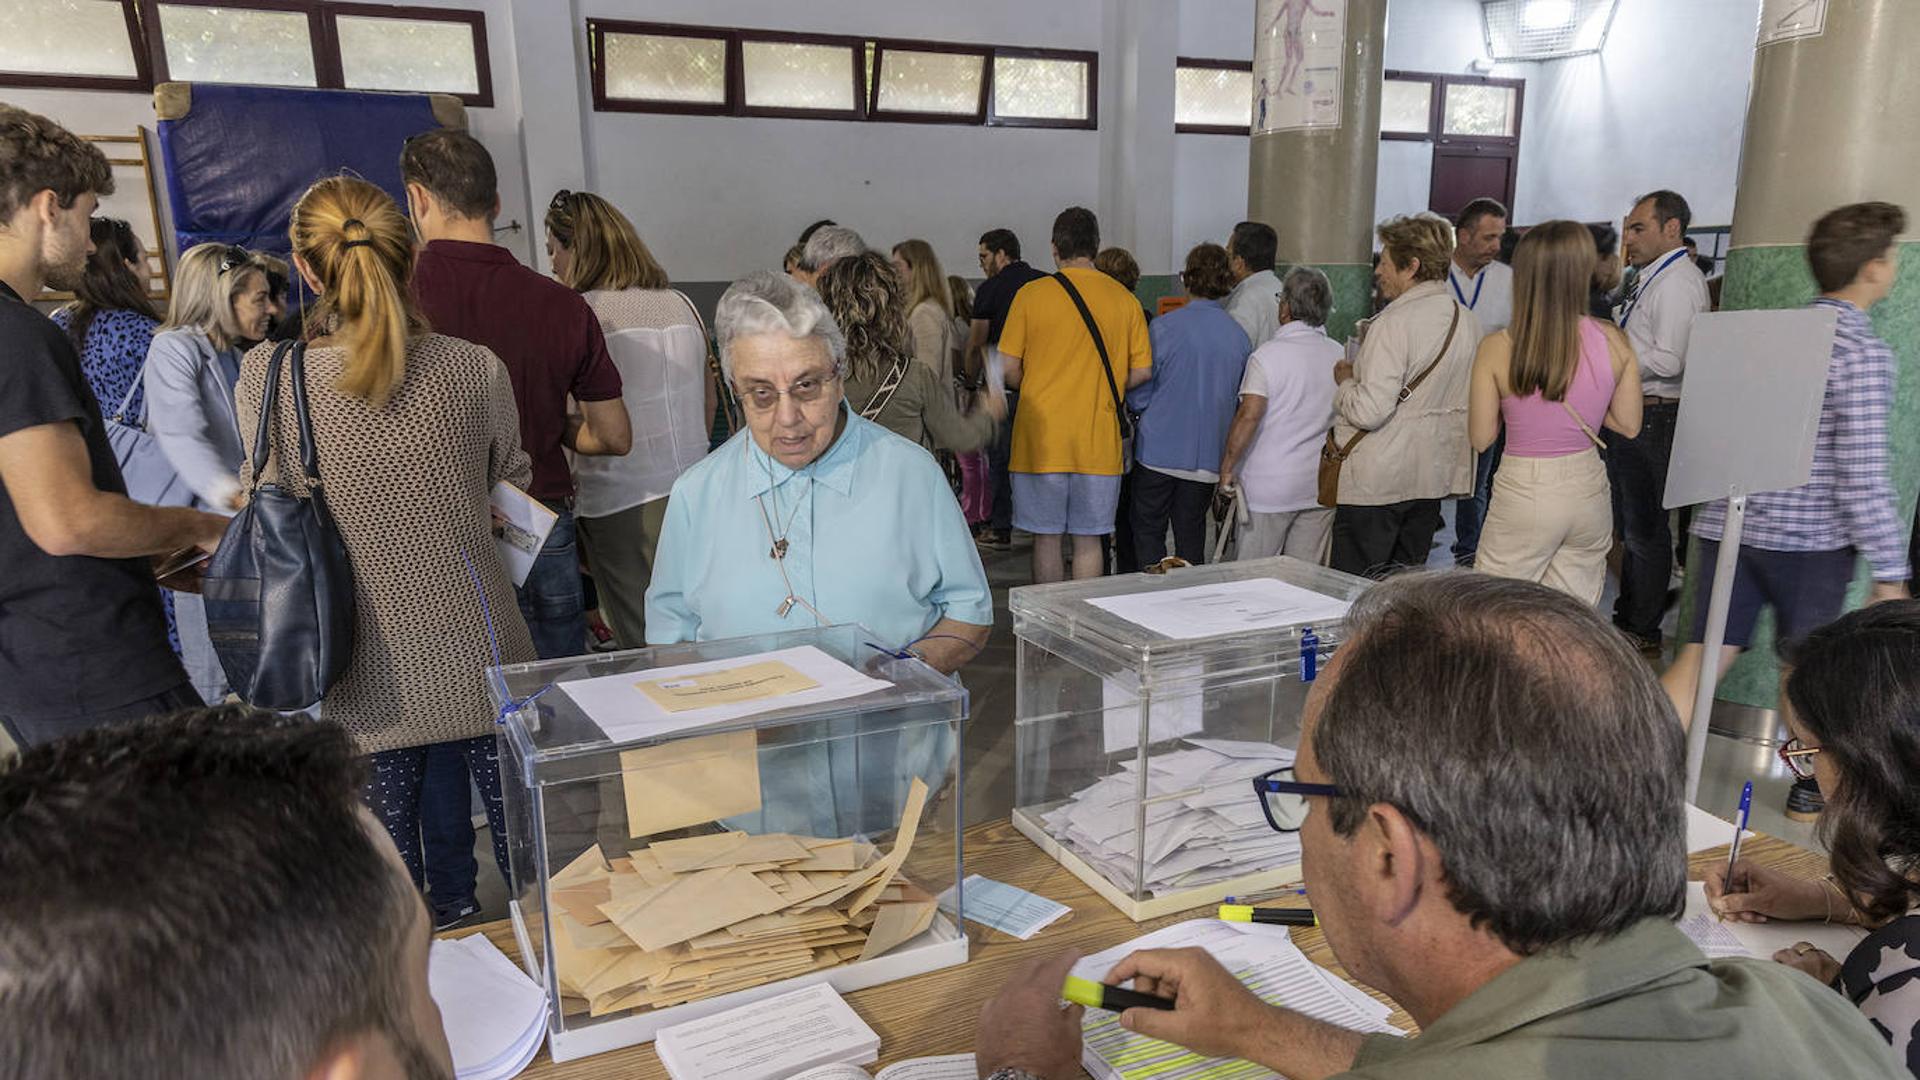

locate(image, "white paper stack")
(655, 982), (880, 1080)
(428, 934), (548, 1080)
(1041, 738), (1300, 897)
(1073, 919), (1398, 1080)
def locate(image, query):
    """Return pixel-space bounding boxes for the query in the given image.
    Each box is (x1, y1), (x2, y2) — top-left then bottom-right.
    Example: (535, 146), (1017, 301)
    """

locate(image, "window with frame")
(1174, 58), (1252, 134)
(1, 1), (493, 104)
(1380, 76), (1436, 137)
(868, 41), (987, 122)
(1379, 70), (1522, 142)
(989, 50), (1093, 127)
(739, 34), (863, 118)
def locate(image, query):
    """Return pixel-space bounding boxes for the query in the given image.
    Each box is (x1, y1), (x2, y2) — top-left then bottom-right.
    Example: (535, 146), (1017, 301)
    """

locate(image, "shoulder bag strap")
(286, 341), (324, 488)
(249, 340), (296, 489)
(1326, 300), (1463, 464)
(1560, 399), (1608, 451)
(1052, 272), (1126, 427)
(680, 289), (741, 429)
(860, 353), (911, 420)
(114, 353), (149, 425)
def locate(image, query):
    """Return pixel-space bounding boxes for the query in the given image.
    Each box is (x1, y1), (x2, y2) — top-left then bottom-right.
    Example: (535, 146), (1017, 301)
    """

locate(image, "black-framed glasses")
(734, 371), (840, 413)
(1251, 767), (1342, 833)
(217, 244), (251, 275)
(1779, 737), (1823, 781)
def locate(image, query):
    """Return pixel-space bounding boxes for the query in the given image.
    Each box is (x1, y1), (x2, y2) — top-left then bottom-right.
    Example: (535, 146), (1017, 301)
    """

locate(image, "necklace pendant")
(771, 538), (789, 560)
(777, 596), (795, 617)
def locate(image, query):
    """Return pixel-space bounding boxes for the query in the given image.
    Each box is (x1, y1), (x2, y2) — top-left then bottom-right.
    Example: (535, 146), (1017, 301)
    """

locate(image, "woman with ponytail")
(236, 175), (536, 896)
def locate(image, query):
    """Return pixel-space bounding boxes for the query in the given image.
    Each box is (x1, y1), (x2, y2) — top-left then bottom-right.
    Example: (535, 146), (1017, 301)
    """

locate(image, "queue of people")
(4, 99), (1920, 1079)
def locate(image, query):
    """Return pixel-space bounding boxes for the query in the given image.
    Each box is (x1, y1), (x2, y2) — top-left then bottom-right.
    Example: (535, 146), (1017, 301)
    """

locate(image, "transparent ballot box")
(492, 624), (968, 1062)
(1010, 557), (1370, 921)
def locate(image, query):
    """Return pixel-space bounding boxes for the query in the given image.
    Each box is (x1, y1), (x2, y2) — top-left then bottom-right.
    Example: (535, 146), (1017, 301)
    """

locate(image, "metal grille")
(1480, 0), (1618, 61)
(337, 16), (479, 96)
(992, 56), (1089, 121)
(876, 49), (984, 115)
(0, 0), (139, 79)
(158, 4), (318, 87)
(742, 41), (855, 111)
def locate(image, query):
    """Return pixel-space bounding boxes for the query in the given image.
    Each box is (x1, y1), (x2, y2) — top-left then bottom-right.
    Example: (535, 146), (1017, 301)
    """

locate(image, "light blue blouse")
(644, 406), (992, 838)
(646, 406), (994, 648)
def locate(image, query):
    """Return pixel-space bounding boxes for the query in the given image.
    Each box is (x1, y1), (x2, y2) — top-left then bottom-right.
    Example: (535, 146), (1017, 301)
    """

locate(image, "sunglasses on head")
(549, 189), (577, 213)
(218, 244), (252, 275)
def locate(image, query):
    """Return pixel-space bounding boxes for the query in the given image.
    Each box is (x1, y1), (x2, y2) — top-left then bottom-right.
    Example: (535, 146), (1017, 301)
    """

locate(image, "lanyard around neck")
(1619, 248), (1688, 329)
(1449, 265), (1486, 310)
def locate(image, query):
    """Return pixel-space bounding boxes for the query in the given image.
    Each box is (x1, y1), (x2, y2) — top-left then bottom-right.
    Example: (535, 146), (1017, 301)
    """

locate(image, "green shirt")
(1342, 918), (1905, 1079)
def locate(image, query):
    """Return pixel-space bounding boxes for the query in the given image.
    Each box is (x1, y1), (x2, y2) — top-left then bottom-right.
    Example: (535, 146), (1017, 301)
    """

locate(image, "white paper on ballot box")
(1085, 578), (1350, 640)
(556, 645), (893, 742)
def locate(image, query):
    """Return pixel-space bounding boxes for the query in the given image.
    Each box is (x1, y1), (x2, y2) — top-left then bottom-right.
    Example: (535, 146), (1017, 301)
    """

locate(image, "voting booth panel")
(1009, 557), (1369, 921)
(492, 624), (968, 1062)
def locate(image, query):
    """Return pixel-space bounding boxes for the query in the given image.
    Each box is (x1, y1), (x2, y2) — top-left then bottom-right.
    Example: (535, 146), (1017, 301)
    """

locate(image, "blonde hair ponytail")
(289, 176), (423, 406)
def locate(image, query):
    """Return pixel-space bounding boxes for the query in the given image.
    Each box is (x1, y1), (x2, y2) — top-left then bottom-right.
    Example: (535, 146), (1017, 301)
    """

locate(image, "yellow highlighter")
(1061, 975), (1176, 1012)
(1219, 904), (1318, 927)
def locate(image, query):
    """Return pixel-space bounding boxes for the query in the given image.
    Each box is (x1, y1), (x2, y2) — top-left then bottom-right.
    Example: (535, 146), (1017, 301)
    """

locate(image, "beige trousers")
(1474, 448), (1612, 605)
(1235, 507), (1335, 565)
(577, 496), (671, 649)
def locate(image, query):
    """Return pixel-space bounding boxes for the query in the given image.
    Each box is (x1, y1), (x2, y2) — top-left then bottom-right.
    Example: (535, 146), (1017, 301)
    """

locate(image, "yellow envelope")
(634, 660), (821, 713)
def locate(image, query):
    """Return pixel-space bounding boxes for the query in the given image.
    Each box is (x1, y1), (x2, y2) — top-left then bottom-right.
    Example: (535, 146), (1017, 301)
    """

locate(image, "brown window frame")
(1381, 69), (1525, 145)
(736, 29), (867, 122)
(866, 38), (990, 125)
(985, 45), (1098, 130)
(0, 1), (494, 105)
(588, 19), (738, 117)
(0, 0), (153, 92)
(1173, 56), (1252, 136)
(1379, 71), (1442, 142)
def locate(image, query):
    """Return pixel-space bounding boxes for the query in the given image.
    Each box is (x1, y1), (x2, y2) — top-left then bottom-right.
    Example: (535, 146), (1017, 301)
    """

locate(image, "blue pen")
(1724, 781), (1752, 885)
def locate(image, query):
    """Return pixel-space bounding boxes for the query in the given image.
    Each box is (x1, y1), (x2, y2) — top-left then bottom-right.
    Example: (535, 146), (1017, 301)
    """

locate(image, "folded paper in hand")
(490, 482), (557, 588)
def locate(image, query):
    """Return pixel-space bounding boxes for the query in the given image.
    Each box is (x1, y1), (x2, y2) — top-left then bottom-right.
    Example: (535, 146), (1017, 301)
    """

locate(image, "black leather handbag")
(203, 340), (355, 710)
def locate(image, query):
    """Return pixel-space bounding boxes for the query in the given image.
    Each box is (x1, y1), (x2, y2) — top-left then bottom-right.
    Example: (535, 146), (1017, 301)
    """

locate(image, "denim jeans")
(1450, 432), (1505, 566)
(1605, 400), (1679, 643)
(363, 734), (510, 899)
(419, 741), (483, 918)
(516, 507), (586, 660)
(987, 390), (1019, 531)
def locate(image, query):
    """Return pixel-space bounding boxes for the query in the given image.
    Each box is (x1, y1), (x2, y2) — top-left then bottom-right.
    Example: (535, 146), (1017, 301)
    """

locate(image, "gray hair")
(713, 271), (848, 381)
(798, 225), (867, 273)
(1312, 572), (1686, 956)
(1279, 266), (1332, 328)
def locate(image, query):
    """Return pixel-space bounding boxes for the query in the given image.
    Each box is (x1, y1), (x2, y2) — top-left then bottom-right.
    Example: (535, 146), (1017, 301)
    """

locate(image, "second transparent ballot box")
(1009, 557), (1370, 920)
(492, 623), (968, 1062)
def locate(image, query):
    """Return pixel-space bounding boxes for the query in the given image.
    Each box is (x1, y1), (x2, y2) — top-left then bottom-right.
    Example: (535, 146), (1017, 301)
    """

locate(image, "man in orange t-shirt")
(1000, 207), (1152, 583)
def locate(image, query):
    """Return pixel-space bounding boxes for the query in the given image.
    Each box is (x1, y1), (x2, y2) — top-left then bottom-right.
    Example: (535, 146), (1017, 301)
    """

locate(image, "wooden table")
(460, 819), (1826, 1079)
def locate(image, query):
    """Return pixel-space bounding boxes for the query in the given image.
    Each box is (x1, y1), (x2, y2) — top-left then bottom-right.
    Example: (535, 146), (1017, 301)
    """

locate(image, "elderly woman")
(646, 272), (992, 834)
(1326, 214), (1481, 578)
(1707, 601), (1920, 1076)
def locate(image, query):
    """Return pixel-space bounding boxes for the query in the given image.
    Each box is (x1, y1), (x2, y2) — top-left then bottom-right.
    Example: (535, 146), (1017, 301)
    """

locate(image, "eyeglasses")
(218, 244), (252, 275)
(1779, 737), (1823, 781)
(1250, 767), (1342, 833)
(734, 371), (840, 413)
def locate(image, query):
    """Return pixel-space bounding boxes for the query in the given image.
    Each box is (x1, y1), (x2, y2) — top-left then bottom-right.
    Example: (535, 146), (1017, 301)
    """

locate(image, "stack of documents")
(655, 983), (879, 1080)
(1073, 919), (1398, 1080)
(428, 934), (547, 1080)
(546, 779), (939, 1018)
(1041, 739), (1300, 896)
(1675, 881), (1867, 961)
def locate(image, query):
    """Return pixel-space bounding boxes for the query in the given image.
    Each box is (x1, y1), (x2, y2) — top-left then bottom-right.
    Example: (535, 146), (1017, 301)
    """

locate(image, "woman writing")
(1468, 220), (1641, 603)
(546, 189), (715, 647)
(1707, 601), (1920, 1076)
(237, 176), (534, 891)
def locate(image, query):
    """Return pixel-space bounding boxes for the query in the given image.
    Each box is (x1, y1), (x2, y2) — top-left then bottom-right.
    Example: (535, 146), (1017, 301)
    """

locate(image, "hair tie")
(341, 217), (366, 232)
(342, 238), (373, 249)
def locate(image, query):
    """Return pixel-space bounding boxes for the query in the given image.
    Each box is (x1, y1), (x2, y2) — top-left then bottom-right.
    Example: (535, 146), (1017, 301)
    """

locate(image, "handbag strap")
(113, 354), (148, 425)
(1326, 300), (1463, 464)
(1052, 272), (1126, 428)
(1560, 398), (1607, 450)
(249, 340), (324, 489)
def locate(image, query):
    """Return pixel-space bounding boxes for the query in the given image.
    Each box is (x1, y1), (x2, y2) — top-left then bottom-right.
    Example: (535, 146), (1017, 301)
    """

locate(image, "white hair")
(798, 225), (866, 273)
(713, 271), (848, 381)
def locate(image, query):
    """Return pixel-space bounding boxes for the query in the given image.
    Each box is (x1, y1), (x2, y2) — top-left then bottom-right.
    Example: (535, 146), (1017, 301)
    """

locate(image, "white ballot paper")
(787, 1055), (978, 1080)
(1685, 802), (1754, 855)
(1086, 578), (1349, 641)
(1676, 881), (1866, 962)
(655, 982), (879, 1080)
(558, 645), (892, 742)
(938, 874), (1072, 940)
(1074, 919), (1398, 1080)
(490, 481), (557, 588)
(1102, 662), (1205, 754)
(428, 934), (547, 1080)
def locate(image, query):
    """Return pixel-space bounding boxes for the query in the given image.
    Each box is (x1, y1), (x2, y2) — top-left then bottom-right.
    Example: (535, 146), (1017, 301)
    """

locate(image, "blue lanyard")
(1619, 249), (1688, 329)
(1449, 266), (1485, 310)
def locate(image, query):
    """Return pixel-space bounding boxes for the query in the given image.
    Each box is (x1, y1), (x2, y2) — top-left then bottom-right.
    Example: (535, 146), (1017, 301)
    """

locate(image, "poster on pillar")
(1253, 0), (1346, 134)
(1757, 0), (1827, 46)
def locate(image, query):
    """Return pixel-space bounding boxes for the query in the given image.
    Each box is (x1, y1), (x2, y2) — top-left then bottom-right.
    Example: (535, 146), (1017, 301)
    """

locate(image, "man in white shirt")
(1445, 198), (1514, 565)
(1219, 267), (1343, 562)
(1224, 221), (1285, 347)
(1609, 189), (1711, 650)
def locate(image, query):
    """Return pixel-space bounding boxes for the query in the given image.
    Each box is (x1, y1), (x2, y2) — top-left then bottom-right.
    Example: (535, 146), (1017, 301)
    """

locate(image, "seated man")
(0, 708), (456, 1080)
(974, 574), (1906, 1079)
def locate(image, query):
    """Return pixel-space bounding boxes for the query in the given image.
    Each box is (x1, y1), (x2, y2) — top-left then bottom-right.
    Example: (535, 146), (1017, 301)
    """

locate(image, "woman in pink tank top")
(1468, 221), (1644, 603)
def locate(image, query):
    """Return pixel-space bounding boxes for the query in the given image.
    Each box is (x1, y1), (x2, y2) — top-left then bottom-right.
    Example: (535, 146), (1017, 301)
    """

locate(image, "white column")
(1099, 0), (1179, 275)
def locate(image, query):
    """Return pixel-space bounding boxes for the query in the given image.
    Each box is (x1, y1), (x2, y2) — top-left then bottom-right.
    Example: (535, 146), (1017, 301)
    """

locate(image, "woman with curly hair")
(1707, 600), (1920, 1076)
(816, 250), (1002, 452)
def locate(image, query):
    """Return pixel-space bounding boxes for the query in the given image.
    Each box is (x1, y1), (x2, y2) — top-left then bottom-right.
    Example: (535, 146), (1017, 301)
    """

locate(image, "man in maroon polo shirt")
(401, 129), (630, 929)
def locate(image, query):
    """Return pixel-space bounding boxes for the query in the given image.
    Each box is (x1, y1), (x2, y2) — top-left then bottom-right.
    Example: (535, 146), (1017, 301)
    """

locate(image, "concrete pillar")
(1099, 0), (1179, 284)
(1704, 0), (1920, 708)
(1246, 0), (1388, 342)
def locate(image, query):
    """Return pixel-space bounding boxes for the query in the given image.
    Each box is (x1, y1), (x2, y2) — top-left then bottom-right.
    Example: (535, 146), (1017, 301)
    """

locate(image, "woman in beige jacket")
(1328, 214), (1482, 578)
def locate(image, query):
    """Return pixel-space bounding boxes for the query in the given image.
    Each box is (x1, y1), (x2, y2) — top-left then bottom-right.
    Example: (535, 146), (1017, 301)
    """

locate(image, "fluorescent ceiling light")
(1482, 0), (1619, 61)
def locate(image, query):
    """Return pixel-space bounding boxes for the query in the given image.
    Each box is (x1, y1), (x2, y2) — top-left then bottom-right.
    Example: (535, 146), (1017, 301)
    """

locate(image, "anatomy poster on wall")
(1253, 0), (1346, 134)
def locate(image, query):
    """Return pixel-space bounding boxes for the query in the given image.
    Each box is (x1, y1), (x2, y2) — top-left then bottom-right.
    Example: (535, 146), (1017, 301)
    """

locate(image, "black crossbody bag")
(1052, 272), (1137, 464)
